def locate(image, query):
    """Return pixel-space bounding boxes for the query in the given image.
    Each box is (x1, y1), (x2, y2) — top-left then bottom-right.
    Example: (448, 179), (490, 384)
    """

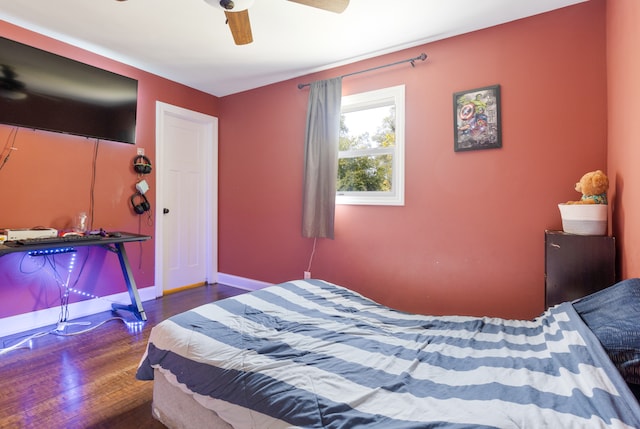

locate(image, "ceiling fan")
(0, 65), (27, 100)
(116, 0), (349, 45)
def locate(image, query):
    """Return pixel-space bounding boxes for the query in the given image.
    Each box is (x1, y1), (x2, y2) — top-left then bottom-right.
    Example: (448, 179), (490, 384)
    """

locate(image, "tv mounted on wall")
(0, 36), (137, 144)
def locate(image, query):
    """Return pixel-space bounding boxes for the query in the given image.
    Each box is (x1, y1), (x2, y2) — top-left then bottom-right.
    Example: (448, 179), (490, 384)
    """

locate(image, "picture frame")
(453, 84), (501, 152)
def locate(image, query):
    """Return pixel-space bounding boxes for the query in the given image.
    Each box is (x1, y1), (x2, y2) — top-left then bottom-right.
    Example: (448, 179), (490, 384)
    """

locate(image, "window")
(337, 85), (405, 206)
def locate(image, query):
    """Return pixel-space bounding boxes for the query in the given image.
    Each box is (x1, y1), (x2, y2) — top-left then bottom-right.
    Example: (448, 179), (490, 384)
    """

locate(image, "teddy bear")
(566, 170), (609, 204)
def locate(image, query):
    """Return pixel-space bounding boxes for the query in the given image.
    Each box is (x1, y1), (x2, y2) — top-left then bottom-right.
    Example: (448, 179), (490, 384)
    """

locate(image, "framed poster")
(453, 84), (501, 152)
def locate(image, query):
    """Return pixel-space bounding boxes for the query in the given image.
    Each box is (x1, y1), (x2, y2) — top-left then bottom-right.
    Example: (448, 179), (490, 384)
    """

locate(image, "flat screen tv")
(0, 37), (137, 144)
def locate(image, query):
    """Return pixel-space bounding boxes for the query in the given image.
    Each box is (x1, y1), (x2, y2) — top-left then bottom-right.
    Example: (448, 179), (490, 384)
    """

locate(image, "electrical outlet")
(136, 179), (149, 194)
(304, 271), (311, 279)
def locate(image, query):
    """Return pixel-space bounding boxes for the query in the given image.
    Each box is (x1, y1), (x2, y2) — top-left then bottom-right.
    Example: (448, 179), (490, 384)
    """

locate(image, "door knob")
(163, 208), (170, 214)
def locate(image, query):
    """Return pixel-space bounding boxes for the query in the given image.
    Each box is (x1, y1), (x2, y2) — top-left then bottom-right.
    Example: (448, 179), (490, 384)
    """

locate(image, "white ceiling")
(0, 0), (586, 97)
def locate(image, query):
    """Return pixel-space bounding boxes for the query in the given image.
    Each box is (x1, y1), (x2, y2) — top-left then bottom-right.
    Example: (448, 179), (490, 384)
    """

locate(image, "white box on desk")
(0, 228), (58, 241)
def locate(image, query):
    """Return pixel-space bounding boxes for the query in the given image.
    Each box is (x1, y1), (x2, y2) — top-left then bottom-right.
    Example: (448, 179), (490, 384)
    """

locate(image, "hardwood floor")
(0, 283), (247, 429)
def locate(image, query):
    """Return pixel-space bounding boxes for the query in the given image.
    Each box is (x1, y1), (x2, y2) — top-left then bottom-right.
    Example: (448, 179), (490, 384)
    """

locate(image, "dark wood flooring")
(0, 283), (247, 429)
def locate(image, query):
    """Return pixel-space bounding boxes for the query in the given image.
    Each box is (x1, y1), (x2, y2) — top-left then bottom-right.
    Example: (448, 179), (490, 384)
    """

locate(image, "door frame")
(154, 101), (218, 297)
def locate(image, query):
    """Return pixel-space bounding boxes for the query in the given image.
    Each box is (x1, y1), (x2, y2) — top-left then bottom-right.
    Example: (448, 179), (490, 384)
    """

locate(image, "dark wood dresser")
(545, 230), (616, 307)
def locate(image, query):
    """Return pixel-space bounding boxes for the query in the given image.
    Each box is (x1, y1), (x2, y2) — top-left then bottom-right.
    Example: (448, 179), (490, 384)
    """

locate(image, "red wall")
(607, 0), (640, 279)
(219, 0), (607, 319)
(0, 21), (220, 318)
(0, 1), (614, 322)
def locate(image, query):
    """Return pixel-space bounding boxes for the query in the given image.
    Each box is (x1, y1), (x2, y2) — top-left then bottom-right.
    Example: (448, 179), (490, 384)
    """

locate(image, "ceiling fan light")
(220, 0), (234, 10)
(203, 0), (255, 12)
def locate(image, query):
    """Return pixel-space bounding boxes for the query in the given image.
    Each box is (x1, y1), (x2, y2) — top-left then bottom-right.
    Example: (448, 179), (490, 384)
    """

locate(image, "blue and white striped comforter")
(137, 279), (640, 428)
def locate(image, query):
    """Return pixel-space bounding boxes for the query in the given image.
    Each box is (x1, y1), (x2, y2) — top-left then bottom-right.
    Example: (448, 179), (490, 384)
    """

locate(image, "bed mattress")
(137, 279), (640, 428)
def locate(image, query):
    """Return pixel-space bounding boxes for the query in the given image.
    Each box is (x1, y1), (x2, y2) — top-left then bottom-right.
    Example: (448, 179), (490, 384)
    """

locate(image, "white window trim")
(337, 84), (405, 206)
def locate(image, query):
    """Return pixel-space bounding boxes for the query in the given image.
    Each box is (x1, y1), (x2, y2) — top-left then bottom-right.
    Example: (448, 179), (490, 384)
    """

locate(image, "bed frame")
(152, 368), (233, 429)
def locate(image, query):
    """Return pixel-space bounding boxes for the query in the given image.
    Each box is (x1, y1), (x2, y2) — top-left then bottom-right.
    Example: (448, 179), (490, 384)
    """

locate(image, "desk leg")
(111, 242), (147, 321)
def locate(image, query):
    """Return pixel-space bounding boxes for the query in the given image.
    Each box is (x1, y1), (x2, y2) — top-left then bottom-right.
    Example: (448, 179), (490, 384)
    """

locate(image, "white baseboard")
(0, 273), (270, 339)
(217, 273), (273, 291)
(0, 286), (157, 339)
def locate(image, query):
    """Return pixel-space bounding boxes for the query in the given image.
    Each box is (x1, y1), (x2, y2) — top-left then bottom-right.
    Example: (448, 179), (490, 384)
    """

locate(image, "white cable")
(306, 237), (317, 272)
(0, 317), (134, 356)
(0, 330), (51, 355)
(52, 317), (128, 336)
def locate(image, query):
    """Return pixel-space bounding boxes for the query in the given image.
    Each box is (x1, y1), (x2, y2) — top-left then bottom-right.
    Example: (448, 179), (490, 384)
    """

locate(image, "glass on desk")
(74, 212), (88, 233)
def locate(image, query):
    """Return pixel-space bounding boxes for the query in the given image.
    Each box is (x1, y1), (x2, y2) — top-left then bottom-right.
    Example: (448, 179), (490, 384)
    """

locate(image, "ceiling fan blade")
(224, 10), (253, 45)
(287, 0), (349, 13)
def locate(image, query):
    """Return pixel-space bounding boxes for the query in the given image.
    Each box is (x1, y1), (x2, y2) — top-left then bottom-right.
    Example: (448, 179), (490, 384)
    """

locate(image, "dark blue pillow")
(572, 278), (640, 384)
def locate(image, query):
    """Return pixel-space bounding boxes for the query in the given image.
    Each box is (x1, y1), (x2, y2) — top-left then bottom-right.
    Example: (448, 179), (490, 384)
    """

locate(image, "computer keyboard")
(13, 235), (102, 246)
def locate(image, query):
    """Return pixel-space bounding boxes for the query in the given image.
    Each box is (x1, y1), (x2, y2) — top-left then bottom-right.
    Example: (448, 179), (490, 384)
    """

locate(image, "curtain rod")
(297, 53), (427, 90)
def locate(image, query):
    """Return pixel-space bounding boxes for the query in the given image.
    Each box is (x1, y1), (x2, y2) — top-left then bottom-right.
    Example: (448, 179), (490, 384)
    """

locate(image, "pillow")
(572, 278), (640, 385)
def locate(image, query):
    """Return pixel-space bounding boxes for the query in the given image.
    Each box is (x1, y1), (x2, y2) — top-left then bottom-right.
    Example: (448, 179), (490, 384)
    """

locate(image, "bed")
(137, 278), (640, 428)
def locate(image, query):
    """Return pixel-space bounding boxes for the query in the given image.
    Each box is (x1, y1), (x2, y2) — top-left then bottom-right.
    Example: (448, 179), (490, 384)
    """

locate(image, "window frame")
(336, 84), (405, 206)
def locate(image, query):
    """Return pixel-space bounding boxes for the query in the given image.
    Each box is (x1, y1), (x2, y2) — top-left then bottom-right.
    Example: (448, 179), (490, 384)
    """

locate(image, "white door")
(155, 102), (218, 295)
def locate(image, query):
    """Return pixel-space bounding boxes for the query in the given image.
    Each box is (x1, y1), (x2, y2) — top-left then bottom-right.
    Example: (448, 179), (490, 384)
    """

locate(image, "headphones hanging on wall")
(133, 154), (152, 175)
(130, 192), (151, 215)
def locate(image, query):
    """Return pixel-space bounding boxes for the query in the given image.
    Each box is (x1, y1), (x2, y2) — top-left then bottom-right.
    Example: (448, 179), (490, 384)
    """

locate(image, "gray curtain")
(302, 77), (343, 239)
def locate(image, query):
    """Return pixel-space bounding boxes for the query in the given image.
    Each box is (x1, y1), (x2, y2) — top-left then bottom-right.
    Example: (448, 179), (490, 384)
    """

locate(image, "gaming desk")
(0, 232), (151, 321)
